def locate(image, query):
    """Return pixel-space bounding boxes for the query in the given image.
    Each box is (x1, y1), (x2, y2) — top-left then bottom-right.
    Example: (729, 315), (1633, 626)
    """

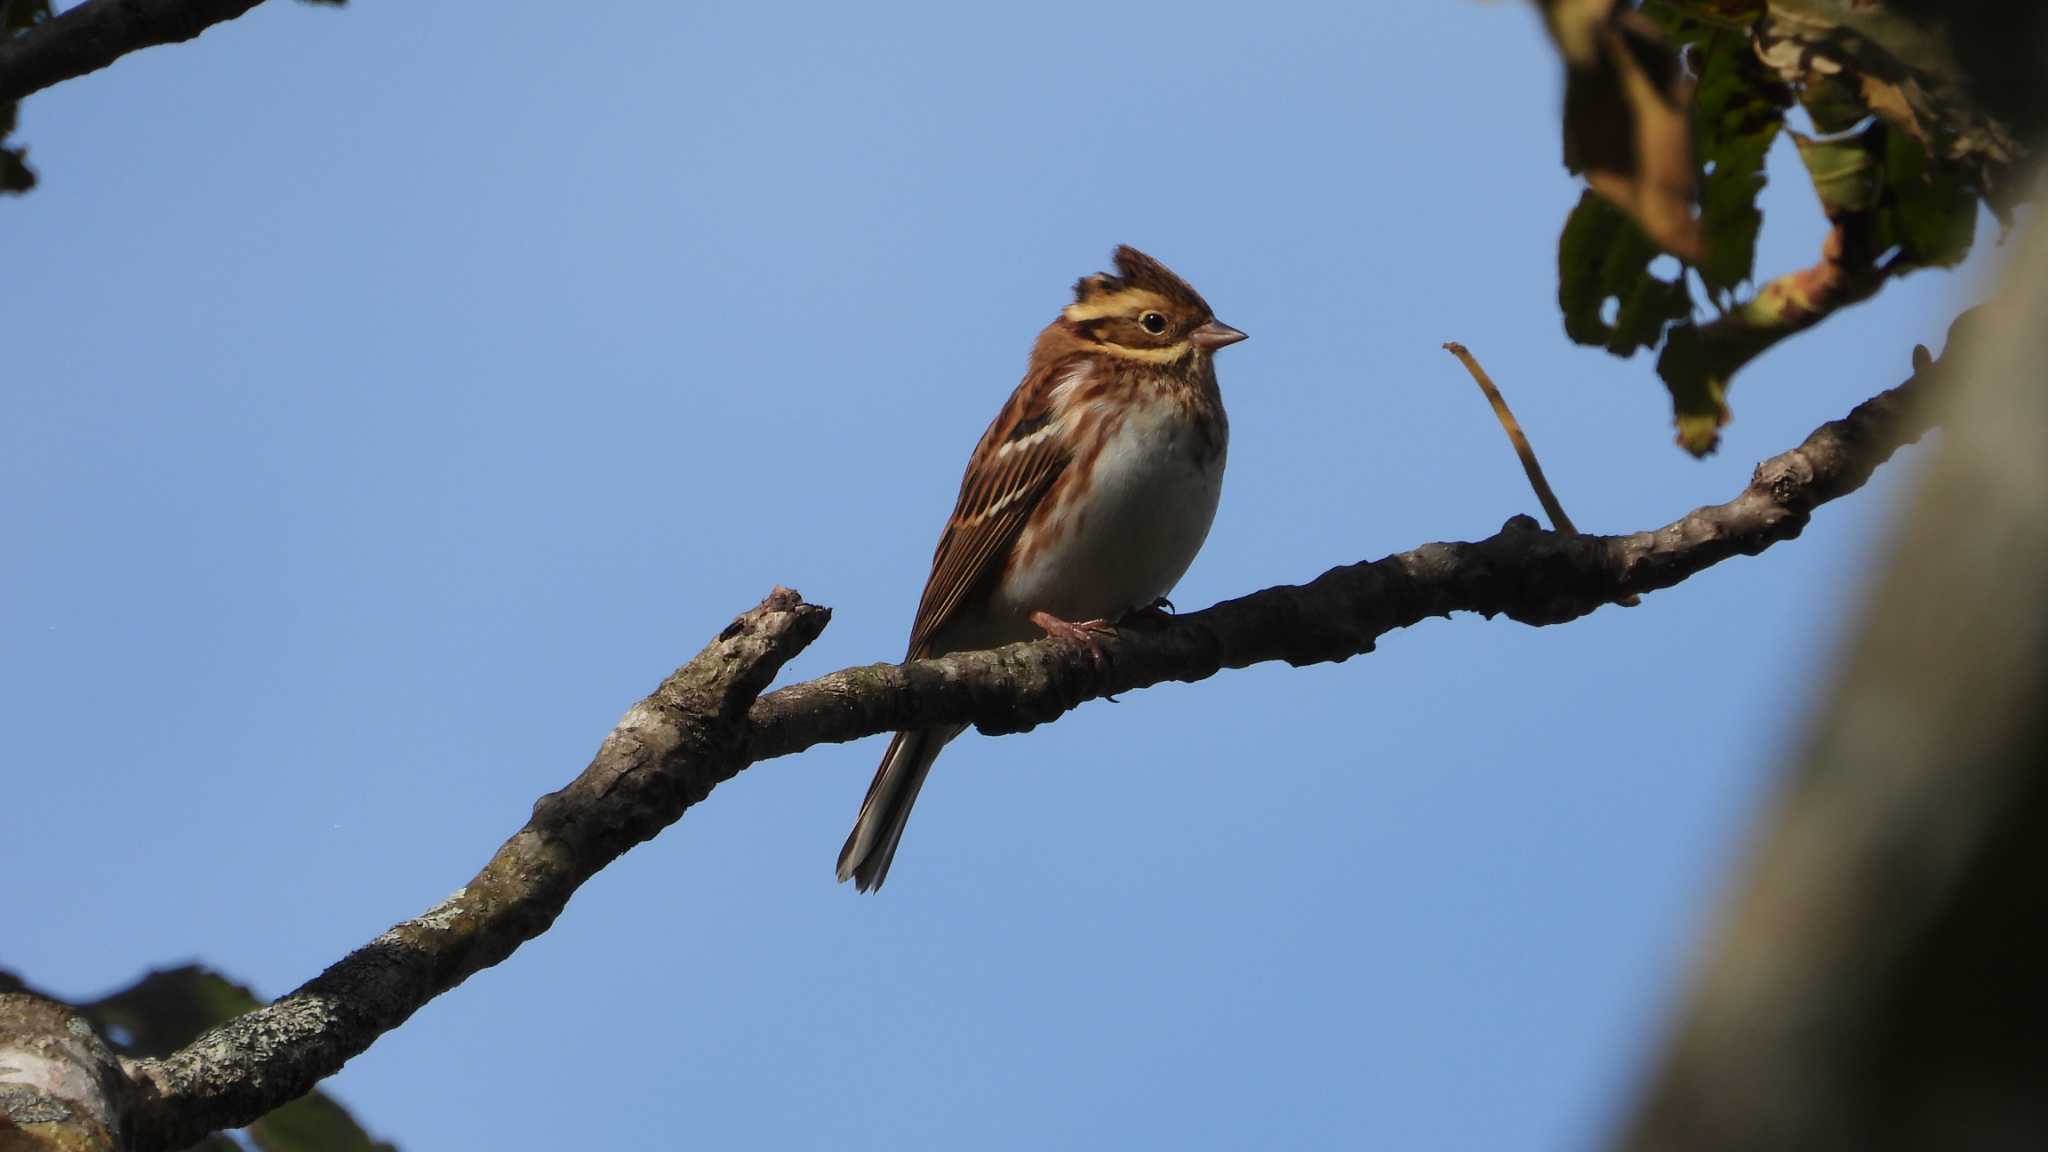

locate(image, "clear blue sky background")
(4, 2), (1994, 1148)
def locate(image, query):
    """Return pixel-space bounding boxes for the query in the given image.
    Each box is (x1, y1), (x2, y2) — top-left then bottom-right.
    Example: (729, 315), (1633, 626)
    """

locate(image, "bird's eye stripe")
(1097, 341), (1191, 364)
(1062, 288), (1172, 324)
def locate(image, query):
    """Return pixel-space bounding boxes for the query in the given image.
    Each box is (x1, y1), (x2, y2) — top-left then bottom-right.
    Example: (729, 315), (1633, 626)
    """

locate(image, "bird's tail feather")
(837, 725), (961, 892)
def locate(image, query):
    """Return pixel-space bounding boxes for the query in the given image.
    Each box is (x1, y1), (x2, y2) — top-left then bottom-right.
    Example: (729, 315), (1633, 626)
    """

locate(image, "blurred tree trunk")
(1621, 183), (2048, 1150)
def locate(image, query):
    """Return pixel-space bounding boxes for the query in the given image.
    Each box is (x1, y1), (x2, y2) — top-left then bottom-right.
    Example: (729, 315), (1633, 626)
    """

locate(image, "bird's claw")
(1119, 597), (1177, 627)
(1029, 610), (1112, 666)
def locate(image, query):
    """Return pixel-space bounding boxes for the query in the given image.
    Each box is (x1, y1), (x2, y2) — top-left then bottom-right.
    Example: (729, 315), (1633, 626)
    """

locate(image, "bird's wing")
(905, 362), (1081, 658)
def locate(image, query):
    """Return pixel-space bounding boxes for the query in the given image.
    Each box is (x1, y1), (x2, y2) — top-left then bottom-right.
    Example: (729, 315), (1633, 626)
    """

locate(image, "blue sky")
(3, 2), (1993, 1148)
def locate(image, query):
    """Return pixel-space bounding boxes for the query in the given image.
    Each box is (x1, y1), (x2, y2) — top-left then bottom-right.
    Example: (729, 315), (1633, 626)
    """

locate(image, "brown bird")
(837, 246), (1246, 890)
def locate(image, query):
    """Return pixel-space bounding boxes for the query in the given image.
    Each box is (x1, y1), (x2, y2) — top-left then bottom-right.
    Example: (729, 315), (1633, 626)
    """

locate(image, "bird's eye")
(1140, 312), (1167, 334)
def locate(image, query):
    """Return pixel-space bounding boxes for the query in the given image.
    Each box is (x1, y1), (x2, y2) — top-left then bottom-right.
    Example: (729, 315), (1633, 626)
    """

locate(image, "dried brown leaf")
(1544, 0), (1705, 260)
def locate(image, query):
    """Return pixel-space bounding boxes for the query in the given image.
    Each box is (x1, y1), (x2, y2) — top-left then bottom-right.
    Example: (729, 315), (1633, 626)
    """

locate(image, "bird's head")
(1058, 245), (1246, 364)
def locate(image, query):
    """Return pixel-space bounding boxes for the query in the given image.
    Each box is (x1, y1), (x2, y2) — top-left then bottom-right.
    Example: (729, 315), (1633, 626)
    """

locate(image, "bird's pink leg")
(1029, 610), (1114, 664)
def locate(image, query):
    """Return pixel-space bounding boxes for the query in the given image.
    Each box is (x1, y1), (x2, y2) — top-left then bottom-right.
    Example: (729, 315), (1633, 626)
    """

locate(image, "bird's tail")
(837, 725), (962, 892)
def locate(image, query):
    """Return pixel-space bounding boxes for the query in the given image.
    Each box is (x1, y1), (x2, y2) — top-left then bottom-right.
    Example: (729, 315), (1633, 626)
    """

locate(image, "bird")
(837, 245), (1246, 891)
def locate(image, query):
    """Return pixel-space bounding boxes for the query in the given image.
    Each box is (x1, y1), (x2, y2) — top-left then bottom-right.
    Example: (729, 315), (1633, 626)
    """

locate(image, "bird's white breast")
(999, 391), (1225, 628)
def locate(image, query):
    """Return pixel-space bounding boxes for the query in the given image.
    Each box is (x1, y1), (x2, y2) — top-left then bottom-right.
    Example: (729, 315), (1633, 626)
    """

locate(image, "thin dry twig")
(1443, 341), (1639, 606)
(1444, 341), (1579, 532)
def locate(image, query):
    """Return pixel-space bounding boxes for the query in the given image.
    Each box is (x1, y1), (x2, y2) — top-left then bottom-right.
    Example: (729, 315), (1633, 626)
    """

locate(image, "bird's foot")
(1029, 610), (1113, 666)
(1119, 597), (1176, 627)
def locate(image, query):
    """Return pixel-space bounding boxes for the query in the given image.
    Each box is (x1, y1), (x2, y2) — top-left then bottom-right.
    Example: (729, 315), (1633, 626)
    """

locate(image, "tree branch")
(0, 0), (273, 106)
(742, 362), (1933, 764)
(119, 589), (830, 1152)
(90, 358), (1933, 1150)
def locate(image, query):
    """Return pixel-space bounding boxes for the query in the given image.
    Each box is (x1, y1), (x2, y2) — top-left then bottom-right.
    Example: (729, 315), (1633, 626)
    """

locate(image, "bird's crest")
(1070, 245), (1212, 316)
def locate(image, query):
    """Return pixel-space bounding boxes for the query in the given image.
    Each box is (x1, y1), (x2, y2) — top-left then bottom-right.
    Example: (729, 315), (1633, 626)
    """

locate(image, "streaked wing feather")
(908, 439), (1064, 656)
(906, 368), (1078, 657)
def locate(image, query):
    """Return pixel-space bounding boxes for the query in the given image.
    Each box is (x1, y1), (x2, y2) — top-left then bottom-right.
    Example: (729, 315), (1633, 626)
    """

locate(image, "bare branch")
(0, 0), (276, 106)
(119, 589), (829, 1152)
(81, 356), (1933, 1150)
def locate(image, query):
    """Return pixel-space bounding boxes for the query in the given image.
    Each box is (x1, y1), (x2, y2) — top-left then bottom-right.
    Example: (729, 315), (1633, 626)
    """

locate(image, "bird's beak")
(1190, 319), (1248, 350)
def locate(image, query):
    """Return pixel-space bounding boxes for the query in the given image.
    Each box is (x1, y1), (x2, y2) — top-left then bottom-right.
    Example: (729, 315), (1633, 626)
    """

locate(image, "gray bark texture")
(0, 993), (132, 1151)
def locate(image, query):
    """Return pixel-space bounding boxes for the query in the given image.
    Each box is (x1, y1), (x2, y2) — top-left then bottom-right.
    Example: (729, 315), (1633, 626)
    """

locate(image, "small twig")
(1443, 342), (1578, 532)
(1443, 341), (1640, 607)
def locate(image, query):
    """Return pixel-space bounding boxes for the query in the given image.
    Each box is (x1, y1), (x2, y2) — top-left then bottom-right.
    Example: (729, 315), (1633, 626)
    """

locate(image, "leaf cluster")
(1546, 0), (2002, 454)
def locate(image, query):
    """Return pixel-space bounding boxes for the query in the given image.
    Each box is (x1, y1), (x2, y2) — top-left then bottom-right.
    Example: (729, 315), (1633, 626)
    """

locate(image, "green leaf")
(1559, 190), (1694, 357)
(1791, 129), (1881, 216)
(1655, 322), (1733, 455)
(1793, 118), (1979, 269)
(250, 1091), (399, 1152)
(1553, 7), (1791, 452)
(1682, 19), (1787, 296)
(84, 966), (263, 1057)
(1755, 0), (2037, 216)
(1796, 71), (1870, 136)
(1878, 126), (1977, 268)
